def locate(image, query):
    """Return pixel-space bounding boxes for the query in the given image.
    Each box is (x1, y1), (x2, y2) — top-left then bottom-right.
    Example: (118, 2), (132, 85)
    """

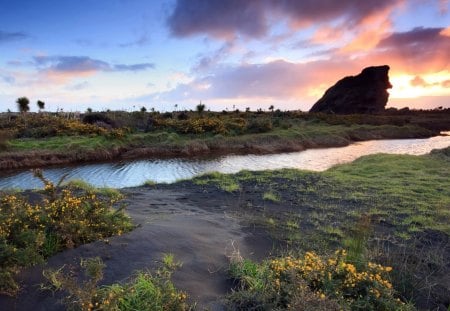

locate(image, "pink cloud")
(156, 25), (450, 109)
(32, 55), (155, 84)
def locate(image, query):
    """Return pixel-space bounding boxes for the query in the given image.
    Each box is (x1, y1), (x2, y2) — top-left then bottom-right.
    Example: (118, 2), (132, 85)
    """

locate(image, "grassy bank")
(1, 110), (448, 170)
(0, 123), (439, 170)
(190, 147), (450, 309)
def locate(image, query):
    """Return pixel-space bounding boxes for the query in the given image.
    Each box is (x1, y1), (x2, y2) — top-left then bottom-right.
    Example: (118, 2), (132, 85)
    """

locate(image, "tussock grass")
(263, 191), (279, 202)
(43, 254), (192, 311)
(193, 171), (240, 192)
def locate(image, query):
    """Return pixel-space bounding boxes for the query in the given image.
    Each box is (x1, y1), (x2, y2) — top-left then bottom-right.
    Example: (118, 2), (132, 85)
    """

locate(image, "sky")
(0, 0), (449, 112)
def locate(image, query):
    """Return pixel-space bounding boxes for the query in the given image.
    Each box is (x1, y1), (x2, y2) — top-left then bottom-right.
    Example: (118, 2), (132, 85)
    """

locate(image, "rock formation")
(310, 65), (392, 114)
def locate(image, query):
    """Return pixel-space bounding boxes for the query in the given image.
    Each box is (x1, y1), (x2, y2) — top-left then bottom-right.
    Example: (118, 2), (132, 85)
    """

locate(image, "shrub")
(1, 114), (108, 138)
(224, 118), (247, 135)
(0, 172), (133, 295)
(177, 112), (189, 120)
(162, 112), (173, 119)
(82, 113), (115, 127)
(160, 118), (227, 135)
(0, 130), (13, 151)
(228, 250), (414, 311)
(246, 118), (273, 133)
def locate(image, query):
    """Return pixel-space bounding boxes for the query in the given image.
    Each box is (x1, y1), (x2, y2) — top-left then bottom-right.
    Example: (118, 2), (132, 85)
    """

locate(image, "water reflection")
(1, 134), (449, 190)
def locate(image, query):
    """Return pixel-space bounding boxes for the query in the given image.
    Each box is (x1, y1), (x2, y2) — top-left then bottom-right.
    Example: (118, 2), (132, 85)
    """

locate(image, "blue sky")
(1, 0), (449, 112)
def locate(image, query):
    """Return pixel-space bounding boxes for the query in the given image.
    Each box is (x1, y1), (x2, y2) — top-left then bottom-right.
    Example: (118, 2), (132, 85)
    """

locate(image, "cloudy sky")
(1, 0), (449, 112)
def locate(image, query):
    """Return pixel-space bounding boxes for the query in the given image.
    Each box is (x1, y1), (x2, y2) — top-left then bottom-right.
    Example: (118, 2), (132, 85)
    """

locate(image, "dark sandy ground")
(0, 186), (276, 311)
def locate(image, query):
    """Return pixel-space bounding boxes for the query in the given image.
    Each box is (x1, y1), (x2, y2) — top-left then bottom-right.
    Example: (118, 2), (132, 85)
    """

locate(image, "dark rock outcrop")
(310, 65), (392, 114)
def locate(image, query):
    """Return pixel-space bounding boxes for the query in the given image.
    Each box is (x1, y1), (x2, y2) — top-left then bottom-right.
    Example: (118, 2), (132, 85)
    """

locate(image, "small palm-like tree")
(86, 107), (93, 113)
(140, 106), (147, 113)
(37, 100), (45, 112)
(196, 101), (205, 115)
(269, 105), (274, 113)
(16, 97), (30, 113)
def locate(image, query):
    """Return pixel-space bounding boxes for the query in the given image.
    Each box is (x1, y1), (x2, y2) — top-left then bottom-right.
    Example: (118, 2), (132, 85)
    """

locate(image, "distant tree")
(37, 100), (45, 112)
(140, 106), (147, 113)
(16, 97), (30, 113)
(86, 107), (93, 113)
(174, 104), (178, 111)
(245, 107), (250, 113)
(196, 101), (205, 115)
(269, 105), (274, 113)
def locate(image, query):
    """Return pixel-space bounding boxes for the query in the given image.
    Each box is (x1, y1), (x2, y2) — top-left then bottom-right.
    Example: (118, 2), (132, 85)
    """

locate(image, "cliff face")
(310, 65), (392, 114)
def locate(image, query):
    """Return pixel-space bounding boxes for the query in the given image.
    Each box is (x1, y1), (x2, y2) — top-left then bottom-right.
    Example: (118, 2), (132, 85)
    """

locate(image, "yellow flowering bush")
(0, 176), (133, 295)
(0, 114), (135, 139)
(158, 117), (227, 135)
(1, 114), (107, 138)
(228, 250), (415, 310)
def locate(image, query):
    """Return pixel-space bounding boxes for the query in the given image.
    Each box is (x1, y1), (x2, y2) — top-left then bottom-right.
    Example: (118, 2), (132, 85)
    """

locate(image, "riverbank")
(1, 147), (449, 310)
(0, 123), (439, 171)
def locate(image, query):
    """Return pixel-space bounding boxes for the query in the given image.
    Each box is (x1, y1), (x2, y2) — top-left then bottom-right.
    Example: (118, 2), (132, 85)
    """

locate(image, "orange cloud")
(341, 6), (394, 52)
(441, 26), (450, 36)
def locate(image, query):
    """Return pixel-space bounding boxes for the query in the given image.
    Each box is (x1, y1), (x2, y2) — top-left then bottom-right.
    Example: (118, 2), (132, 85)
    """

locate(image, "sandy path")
(0, 187), (274, 310)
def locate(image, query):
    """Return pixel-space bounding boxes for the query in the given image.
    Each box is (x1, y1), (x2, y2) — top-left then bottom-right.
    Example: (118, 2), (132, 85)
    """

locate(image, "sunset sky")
(1, 0), (449, 112)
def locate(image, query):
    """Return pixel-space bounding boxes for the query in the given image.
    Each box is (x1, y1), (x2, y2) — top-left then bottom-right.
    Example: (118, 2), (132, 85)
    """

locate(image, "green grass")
(8, 135), (114, 151)
(43, 255), (192, 311)
(193, 171), (240, 192)
(199, 148), (450, 238)
(324, 151), (450, 234)
(262, 191), (279, 202)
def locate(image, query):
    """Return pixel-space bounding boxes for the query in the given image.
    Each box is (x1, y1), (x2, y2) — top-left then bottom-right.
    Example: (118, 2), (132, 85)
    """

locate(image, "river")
(0, 133), (449, 190)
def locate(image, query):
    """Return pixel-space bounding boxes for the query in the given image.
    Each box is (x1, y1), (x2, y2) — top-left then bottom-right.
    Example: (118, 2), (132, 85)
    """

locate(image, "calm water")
(1, 133), (449, 190)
